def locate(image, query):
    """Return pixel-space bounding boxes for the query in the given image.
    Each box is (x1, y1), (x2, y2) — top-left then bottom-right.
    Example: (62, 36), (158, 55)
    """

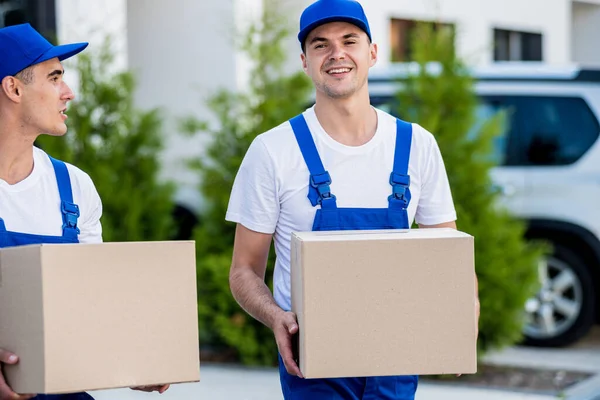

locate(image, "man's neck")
(313, 90), (377, 147)
(0, 127), (36, 185)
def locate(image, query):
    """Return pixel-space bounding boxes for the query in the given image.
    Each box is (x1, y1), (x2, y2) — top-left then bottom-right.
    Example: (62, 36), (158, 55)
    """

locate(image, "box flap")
(292, 228), (472, 242)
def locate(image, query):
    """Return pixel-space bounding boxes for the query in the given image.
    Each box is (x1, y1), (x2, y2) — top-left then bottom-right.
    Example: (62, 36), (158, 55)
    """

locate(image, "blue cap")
(0, 23), (88, 82)
(298, 0), (372, 48)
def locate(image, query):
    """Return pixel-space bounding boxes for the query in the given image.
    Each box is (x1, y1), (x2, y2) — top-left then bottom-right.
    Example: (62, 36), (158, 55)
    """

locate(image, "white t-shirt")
(226, 106), (456, 311)
(0, 146), (103, 243)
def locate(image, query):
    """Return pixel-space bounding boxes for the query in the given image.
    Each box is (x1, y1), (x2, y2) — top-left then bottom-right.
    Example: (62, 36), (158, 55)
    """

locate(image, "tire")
(522, 244), (596, 347)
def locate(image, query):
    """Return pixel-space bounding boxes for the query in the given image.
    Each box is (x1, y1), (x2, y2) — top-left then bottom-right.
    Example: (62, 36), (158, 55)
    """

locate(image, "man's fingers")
(280, 342), (303, 378)
(131, 386), (154, 392)
(0, 350), (18, 365)
(0, 372), (21, 400)
(275, 332), (303, 378)
(158, 384), (170, 394)
(274, 312), (303, 378)
(282, 354), (303, 378)
(0, 371), (14, 398)
(283, 313), (298, 334)
(0, 350), (30, 399)
(131, 384), (170, 393)
(286, 320), (298, 335)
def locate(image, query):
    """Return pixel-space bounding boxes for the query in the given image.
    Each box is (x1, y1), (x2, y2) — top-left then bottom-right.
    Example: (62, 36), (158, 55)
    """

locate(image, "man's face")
(19, 57), (75, 137)
(301, 22), (377, 100)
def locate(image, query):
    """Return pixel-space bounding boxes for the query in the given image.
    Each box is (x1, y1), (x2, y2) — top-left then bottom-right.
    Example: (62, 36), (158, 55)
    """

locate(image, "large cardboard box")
(291, 228), (477, 379)
(0, 241), (200, 394)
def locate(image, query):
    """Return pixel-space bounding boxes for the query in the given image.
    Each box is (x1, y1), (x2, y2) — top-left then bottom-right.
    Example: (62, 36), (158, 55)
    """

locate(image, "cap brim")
(37, 42), (89, 65)
(299, 16), (370, 45)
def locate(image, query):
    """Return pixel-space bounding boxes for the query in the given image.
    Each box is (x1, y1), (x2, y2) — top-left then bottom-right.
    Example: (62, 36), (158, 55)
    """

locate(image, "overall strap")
(48, 156), (80, 240)
(290, 115), (337, 209)
(389, 119), (413, 210)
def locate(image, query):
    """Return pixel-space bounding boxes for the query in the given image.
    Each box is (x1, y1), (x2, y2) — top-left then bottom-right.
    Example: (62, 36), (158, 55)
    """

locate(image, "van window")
(484, 96), (600, 166)
(370, 96), (512, 165)
(371, 95), (600, 167)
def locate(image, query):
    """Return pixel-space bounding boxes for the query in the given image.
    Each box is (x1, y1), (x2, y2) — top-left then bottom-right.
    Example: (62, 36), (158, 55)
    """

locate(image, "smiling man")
(226, 0), (459, 399)
(0, 23), (169, 400)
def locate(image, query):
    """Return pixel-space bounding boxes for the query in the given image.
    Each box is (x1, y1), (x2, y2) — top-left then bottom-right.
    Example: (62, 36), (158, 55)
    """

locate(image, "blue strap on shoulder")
(389, 119), (413, 210)
(48, 156), (80, 239)
(290, 115), (337, 209)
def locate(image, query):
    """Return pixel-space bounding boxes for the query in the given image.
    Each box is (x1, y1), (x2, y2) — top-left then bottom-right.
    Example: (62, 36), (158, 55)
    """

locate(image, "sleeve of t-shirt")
(414, 127), (457, 226)
(77, 173), (103, 244)
(225, 136), (280, 234)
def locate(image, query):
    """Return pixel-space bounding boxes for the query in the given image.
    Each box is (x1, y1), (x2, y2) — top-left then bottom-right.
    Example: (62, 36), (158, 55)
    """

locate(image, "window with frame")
(390, 18), (455, 62)
(494, 28), (543, 62)
(0, 0), (56, 41)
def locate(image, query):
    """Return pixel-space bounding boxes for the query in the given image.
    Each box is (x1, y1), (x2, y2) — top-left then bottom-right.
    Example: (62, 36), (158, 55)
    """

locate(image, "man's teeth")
(329, 68), (351, 74)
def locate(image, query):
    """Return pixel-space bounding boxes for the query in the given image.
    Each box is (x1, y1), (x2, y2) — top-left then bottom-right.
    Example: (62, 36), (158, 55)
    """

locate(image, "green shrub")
(36, 41), (176, 242)
(182, 0), (312, 365)
(394, 24), (546, 353)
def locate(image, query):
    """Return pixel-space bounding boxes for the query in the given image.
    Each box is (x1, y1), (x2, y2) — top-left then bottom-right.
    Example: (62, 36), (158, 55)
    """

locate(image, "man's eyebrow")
(47, 69), (64, 78)
(310, 32), (361, 45)
(309, 36), (328, 45)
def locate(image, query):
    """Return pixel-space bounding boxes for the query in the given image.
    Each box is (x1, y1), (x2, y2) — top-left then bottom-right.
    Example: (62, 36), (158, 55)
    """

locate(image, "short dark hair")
(15, 65), (34, 84)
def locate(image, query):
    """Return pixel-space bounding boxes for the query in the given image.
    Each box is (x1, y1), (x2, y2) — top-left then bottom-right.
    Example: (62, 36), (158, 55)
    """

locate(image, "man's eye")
(315, 44), (325, 49)
(346, 41), (356, 45)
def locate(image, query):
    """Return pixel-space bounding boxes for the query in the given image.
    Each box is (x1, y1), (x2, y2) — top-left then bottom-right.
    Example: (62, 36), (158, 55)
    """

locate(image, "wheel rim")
(524, 256), (583, 340)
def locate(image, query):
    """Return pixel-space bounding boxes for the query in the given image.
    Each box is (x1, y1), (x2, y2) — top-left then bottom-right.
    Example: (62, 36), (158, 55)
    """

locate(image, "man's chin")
(42, 129), (68, 137)
(323, 88), (356, 100)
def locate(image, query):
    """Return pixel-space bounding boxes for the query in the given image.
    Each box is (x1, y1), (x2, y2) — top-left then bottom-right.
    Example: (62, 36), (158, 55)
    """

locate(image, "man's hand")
(130, 384), (170, 394)
(0, 350), (35, 400)
(273, 311), (303, 379)
(229, 224), (303, 377)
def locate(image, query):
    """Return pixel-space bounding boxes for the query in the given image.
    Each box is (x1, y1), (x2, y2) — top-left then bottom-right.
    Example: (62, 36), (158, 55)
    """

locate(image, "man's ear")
(370, 43), (378, 68)
(301, 52), (309, 74)
(1, 76), (23, 103)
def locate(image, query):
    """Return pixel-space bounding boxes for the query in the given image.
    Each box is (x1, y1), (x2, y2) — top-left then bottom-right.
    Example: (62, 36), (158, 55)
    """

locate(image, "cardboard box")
(0, 241), (200, 394)
(291, 228), (477, 379)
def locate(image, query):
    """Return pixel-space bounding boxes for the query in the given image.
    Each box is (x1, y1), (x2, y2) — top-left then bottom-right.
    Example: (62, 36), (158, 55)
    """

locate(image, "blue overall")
(0, 156), (93, 400)
(278, 115), (418, 399)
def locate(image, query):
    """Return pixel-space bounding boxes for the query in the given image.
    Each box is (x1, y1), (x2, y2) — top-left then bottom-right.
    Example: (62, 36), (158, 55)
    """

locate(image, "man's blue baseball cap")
(0, 23), (88, 82)
(298, 0), (372, 48)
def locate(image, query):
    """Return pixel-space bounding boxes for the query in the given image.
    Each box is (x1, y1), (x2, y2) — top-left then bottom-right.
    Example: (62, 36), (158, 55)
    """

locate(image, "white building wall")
(356, 0), (571, 68)
(54, 0), (596, 214)
(572, 1), (600, 66)
(126, 0), (244, 210)
(55, 0), (128, 72)
(55, 0), (267, 212)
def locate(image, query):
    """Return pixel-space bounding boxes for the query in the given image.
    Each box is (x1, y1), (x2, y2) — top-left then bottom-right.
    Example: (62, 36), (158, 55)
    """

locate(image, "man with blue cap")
(0, 24), (169, 399)
(226, 0), (473, 399)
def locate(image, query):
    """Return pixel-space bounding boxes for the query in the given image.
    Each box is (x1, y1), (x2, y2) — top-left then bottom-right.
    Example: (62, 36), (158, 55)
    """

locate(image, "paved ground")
(484, 327), (600, 373)
(90, 328), (600, 400)
(483, 327), (600, 400)
(90, 365), (555, 400)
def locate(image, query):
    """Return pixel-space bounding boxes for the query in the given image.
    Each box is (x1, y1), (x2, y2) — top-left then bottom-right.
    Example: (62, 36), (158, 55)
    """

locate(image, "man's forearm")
(229, 268), (285, 330)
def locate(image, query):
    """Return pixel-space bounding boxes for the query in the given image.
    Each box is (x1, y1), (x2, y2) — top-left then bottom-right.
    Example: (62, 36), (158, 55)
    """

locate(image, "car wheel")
(523, 244), (596, 347)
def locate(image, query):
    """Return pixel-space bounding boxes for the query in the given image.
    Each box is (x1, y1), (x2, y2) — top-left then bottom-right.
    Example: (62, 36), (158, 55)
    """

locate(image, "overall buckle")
(61, 201), (81, 233)
(310, 172), (336, 205)
(389, 172), (410, 207)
